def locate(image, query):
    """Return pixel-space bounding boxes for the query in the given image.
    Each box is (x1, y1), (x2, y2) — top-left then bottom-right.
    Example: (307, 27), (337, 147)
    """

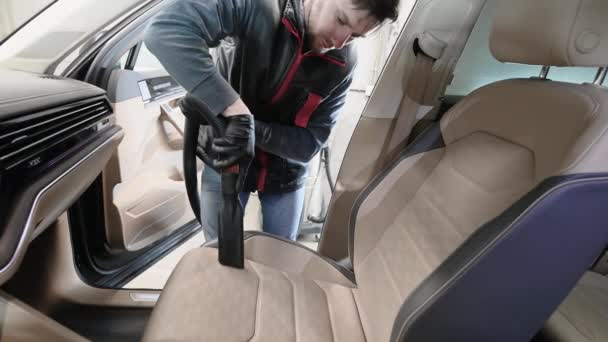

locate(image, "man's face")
(305, 0), (380, 53)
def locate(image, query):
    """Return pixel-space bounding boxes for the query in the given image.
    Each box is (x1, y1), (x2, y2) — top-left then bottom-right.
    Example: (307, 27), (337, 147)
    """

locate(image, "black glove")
(198, 124), (216, 156)
(211, 114), (255, 169)
(254, 119), (270, 146)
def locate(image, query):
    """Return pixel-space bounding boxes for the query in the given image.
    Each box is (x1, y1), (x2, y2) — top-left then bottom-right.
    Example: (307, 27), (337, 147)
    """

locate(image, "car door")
(0, 0), (201, 291)
(101, 43), (202, 251)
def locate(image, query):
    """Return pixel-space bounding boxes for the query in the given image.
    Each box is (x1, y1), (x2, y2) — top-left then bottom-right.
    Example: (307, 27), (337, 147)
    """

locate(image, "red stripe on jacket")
(294, 93), (323, 128)
(257, 149), (268, 192)
(271, 18), (303, 104)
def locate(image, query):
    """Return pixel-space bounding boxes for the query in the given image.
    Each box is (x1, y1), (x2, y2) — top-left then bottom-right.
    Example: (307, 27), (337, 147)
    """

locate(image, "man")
(145, 0), (399, 241)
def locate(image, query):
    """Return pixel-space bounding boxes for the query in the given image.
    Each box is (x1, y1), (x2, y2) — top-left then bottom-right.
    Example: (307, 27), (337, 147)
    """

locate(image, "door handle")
(160, 102), (184, 136)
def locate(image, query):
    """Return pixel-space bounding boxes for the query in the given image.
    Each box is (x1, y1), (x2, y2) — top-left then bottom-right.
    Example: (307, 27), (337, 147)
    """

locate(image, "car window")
(445, 0), (601, 97)
(547, 67), (599, 84)
(133, 43), (165, 72)
(445, 0), (539, 96)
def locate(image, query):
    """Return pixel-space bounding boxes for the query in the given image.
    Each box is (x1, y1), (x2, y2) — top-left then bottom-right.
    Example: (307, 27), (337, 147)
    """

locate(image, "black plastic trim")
(125, 42), (142, 70)
(68, 185), (201, 289)
(0, 70), (106, 121)
(0, 126), (120, 271)
(52, 305), (151, 342)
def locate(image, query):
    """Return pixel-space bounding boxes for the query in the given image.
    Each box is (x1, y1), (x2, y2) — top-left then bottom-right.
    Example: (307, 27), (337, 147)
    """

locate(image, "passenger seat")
(144, 0), (608, 341)
(541, 272), (608, 342)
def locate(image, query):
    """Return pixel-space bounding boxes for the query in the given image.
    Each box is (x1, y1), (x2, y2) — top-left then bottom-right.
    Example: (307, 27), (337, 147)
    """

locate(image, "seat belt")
(386, 31), (447, 156)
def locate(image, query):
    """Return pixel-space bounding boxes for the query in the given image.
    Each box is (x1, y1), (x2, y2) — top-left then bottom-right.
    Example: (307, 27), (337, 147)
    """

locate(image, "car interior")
(1, 0), (607, 341)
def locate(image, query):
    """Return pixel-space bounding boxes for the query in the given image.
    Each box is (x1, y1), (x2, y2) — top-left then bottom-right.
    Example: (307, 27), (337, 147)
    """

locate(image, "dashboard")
(0, 69), (123, 285)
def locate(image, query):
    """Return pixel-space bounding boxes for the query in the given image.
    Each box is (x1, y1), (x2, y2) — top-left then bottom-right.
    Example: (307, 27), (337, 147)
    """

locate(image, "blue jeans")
(200, 167), (304, 241)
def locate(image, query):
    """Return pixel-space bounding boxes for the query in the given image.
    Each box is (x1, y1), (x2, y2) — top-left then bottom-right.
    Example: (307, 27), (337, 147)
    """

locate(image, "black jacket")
(145, 0), (357, 192)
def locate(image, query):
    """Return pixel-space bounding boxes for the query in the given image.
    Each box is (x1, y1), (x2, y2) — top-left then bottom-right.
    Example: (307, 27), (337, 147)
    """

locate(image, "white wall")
(302, 0), (417, 232)
(351, 0), (416, 92)
(0, 0), (50, 39)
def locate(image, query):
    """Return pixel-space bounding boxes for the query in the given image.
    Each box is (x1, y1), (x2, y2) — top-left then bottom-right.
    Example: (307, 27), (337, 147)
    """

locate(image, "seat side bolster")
(391, 174), (608, 342)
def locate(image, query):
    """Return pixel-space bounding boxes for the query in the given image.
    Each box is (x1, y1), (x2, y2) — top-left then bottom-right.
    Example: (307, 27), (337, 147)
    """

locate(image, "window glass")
(116, 50), (129, 70)
(134, 43), (165, 72)
(446, 0), (605, 97)
(445, 0), (540, 96)
(547, 67), (599, 84)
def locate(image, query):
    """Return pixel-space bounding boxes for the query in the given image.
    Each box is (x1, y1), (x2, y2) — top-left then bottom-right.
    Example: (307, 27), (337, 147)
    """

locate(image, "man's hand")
(198, 125), (217, 160)
(211, 114), (255, 169)
(196, 97), (254, 170)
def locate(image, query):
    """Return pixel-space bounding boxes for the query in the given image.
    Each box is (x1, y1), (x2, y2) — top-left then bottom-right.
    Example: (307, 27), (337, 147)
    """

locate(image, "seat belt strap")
(387, 32), (446, 154)
(408, 31), (447, 104)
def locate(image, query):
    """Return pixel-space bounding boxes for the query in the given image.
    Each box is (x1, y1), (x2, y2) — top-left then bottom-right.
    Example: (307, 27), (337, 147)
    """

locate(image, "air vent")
(0, 96), (112, 171)
(38, 75), (62, 80)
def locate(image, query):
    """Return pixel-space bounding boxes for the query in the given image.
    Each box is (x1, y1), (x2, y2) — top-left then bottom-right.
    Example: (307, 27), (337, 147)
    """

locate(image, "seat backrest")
(348, 1), (608, 341)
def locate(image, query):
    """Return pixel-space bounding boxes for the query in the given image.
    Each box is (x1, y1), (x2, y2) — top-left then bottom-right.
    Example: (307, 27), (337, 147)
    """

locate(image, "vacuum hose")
(180, 95), (244, 269)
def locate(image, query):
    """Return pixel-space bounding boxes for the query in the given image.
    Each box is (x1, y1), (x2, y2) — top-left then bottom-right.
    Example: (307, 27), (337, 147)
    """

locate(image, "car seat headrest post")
(539, 66), (550, 79)
(594, 67), (607, 85)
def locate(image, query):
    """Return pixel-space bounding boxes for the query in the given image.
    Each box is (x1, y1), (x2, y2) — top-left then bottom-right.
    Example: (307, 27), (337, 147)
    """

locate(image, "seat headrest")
(489, 0), (608, 67)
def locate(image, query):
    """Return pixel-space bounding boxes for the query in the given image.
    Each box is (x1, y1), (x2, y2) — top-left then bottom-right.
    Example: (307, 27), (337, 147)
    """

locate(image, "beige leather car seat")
(541, 271), (608, 342)
(144, 0), (608, 341)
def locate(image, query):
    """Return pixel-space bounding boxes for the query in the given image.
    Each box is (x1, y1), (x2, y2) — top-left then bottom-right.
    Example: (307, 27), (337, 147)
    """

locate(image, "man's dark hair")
(353, 0), (400, 22)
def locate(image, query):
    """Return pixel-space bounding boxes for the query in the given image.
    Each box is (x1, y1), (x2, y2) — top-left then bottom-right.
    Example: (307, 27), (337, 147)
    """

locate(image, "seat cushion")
(144, 245), (365, 342)
(543, 272), (608, 342)
(241, 232), (355, 286)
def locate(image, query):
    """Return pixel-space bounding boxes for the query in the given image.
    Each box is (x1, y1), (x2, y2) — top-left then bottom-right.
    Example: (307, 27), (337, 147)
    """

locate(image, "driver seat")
(144, 0), (608, 341)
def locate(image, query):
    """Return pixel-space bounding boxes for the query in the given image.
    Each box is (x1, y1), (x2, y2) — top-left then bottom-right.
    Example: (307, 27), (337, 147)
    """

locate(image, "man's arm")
(255, 75), (353, 162)
(144, 0), (253, 116)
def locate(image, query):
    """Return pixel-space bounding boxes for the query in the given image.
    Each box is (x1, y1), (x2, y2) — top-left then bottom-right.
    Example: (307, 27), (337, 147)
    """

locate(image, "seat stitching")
(377, 249), (403, 302)
(247, 263), (261, 342)
(356, 157), (442, 269)
(419, 183), (467, 240)
(396, 220), (434, 273)
(350, 130), (445, 268)
(314, 280), (336, 342)
(244, 233), (356, 284)
(556, 309), (594, 341)
(283, 272), (298, 342)
(443, 149), (488, 192)
(350, 288), (368, 342)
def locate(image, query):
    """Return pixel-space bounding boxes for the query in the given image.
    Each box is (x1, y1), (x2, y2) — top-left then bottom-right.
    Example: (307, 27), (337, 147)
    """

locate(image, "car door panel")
(104, 68), (201, 251)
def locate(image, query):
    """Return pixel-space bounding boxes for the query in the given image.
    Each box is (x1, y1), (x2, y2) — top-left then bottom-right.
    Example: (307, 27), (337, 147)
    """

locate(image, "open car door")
(101, 45), (202, 251)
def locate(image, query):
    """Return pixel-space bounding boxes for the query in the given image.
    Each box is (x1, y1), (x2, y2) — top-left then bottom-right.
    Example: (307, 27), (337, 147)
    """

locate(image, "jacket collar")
(281, 0), (348, 66)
